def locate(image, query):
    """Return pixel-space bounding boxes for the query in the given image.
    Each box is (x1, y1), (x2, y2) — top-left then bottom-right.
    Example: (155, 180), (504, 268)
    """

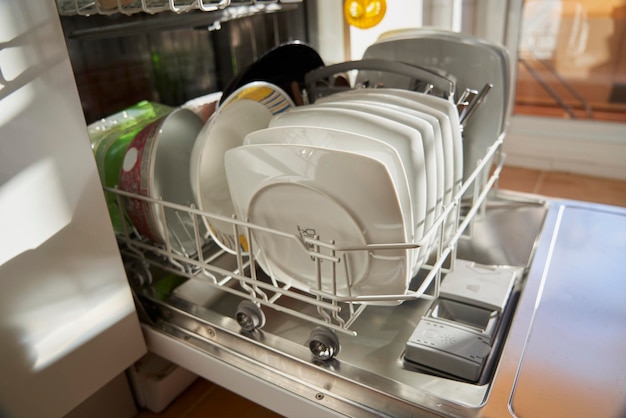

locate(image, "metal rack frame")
(56, 0), (299, 17)
(105, 130), (506, 342)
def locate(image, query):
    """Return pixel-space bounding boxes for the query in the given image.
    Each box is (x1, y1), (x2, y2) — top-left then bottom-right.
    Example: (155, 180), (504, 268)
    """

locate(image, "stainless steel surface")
(510, 204), (626, 418)
(482, 200), (626, 418)
(142, 324), (348, 418)
(135, 191), (550, 417)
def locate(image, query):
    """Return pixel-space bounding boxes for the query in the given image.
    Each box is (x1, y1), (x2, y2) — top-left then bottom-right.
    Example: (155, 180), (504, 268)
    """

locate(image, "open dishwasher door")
(0, 2), (146, 417)
(483, 199), (626, 418)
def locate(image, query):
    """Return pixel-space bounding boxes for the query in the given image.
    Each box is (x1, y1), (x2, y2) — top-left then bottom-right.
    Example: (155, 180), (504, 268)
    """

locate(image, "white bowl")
(219, 81), (294, 115)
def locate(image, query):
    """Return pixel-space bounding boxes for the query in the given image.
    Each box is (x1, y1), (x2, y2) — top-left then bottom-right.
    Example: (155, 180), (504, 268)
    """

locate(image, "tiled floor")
(135, 166), (626, 417)
(497, 166), (626, 207)
(135, 378), (281, 418)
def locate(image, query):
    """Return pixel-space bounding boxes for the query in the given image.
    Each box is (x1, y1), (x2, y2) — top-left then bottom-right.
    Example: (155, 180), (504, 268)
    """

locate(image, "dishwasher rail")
(56, 0), (299, 16)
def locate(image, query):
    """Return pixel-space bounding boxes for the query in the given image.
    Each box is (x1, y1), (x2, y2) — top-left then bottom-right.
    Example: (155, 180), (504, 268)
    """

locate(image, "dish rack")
(105, 126), (505, 359)
(56, 0), (300, 16)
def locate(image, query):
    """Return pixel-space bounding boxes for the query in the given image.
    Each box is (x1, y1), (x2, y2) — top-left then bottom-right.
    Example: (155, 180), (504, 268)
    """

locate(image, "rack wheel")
(124, 259), (152, 286)
(236, 300), (266, 332)
(307, 327), (340, 361)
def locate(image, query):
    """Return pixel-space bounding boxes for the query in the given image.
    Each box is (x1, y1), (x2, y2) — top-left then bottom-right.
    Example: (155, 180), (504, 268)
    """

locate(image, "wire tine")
(102, 130), (505, 335)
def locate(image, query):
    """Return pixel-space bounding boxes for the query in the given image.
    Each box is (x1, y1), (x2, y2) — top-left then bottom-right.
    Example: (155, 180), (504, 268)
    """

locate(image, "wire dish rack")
(56, 0), (300, 16)
(104, 126), (505, 359)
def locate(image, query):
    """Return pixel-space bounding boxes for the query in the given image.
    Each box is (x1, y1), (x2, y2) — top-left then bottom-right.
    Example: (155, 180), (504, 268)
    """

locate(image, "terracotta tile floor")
(497, 166), (626, 208)
(135, 166), (626, 417)
(135, 378), (281, 417)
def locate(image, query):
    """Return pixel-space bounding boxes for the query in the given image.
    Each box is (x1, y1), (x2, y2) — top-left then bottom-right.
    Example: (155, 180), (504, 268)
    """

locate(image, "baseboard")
(502, 115), (626, 180)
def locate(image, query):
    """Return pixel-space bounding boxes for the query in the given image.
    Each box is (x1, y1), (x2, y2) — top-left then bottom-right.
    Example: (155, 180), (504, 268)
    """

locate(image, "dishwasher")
(1, 1), (625, 418)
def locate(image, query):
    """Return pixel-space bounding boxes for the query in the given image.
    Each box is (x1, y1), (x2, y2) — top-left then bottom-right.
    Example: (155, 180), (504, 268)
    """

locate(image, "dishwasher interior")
(107, 138), (549, 417)
(57, 2), (552, 416)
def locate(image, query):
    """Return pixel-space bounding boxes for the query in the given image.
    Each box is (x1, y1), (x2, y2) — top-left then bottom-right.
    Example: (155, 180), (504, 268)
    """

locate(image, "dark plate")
(220, 41), (324, 106)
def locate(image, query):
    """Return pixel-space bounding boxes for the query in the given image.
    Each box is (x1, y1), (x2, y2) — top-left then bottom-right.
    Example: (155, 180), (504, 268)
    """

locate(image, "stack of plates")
(191, 85), (462, 304)
(360, 29), (510, 184)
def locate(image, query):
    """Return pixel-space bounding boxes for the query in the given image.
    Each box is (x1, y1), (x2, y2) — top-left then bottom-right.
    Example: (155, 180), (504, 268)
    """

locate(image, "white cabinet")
(0, 2), (146, 417)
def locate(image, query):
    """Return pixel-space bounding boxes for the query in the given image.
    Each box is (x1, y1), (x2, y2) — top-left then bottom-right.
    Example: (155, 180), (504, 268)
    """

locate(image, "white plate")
(313, 99), (443, 230)
(373, 28), (511, 127)
(362, 34), (507, 183)
(328, 89), (464, 242)
(380, 89), (463, 198)
(319, 89), (459, 206)
(312, 99), (442, 269)
(384, 89), (464, 242)
(225, 144), (410, 303)
(244, 125), (413, 245)
(269, 107), (426, 238)
(192, 82), (295, 254)
(269, 106), (427, 271)
(120, 108), (205, 256)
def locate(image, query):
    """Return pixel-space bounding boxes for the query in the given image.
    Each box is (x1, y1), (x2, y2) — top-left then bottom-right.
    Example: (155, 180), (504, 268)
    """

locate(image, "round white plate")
(225, 144), (410, 303)
(192, 82), (295, 254)
(244, 125), (413, 244)
(269, 106), (427, 273)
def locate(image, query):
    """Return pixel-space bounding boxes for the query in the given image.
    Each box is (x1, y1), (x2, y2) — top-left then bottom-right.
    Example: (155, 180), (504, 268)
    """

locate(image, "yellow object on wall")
(344, 0), (387, 29)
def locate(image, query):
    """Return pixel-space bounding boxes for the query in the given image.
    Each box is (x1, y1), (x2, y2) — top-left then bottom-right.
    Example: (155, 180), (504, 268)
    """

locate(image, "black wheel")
(124, 259), (152, 286)
(307, 327), (341, 361)
(236, 300), (266, 331)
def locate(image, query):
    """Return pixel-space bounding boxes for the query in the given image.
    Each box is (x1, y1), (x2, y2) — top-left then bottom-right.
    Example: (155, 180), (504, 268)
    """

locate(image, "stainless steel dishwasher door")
(483, 199), (626, 418)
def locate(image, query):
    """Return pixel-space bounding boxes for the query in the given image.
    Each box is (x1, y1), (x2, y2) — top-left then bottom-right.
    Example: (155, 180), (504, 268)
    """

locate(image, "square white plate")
(225, 144), (411, 304)
(244, 125), (413, 247)
(270, 106), (428, 273)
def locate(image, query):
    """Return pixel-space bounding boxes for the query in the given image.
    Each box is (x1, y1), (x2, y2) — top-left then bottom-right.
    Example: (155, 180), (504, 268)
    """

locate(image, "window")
(517, 0), (626, 122)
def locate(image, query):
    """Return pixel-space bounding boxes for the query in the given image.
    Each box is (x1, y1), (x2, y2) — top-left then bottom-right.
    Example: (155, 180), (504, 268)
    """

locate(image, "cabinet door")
(0, 2), (146, 417)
